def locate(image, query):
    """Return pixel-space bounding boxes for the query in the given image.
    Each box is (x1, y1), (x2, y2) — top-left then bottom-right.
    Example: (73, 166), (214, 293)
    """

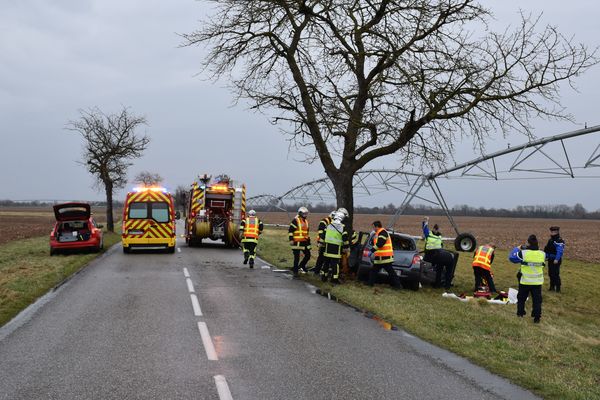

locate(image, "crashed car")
(349, 231), (436, 290)
(49, 203), (104, 255)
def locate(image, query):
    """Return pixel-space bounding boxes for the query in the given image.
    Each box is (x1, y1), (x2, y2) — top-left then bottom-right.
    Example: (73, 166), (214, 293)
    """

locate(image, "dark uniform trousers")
(517, 284), (542, 319)
(243, 242), (257, 261)
(424, 249), (457, 289)
(321, 257), (340, 281)
(548, 260), (562, 290)
(473, 266), (497, 292)
(313, 247), (326, 274)
(292, 246), (311, 274)
(368, 261), (401, 288)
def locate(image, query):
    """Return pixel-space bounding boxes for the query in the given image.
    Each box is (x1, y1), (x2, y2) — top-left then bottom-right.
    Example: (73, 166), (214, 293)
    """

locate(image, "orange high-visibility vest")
(293, 217), (309, 242)
(373, 228), (393, 258)
(243, 217), (260, 239)
(472, 245), (494, 270)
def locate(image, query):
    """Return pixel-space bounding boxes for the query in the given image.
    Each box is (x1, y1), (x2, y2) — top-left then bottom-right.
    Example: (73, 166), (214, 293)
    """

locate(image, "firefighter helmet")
(298, 206), (309, 217)
(337, 208), (349, 218)
(329, 210), (336, 218)
(332, 211), (344, 223)
(247, 210), (256, 216)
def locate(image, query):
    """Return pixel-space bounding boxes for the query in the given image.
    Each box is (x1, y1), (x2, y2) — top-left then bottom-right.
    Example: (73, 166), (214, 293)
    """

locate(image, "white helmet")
(298, 206), (309, 217)
(329, 210), (336, 218)
(337, 207), (349, 218)
(247, 210), (256, 217)
(332, 211), (344, 222)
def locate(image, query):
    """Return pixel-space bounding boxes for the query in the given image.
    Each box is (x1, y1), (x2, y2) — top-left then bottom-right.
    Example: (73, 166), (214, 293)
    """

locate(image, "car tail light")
(363, 249), (370, 258)
(412, 254), (422, 265)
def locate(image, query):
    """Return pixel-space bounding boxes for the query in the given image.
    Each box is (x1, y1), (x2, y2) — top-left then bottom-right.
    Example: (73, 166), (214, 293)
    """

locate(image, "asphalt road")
(0, 226), (540, 400)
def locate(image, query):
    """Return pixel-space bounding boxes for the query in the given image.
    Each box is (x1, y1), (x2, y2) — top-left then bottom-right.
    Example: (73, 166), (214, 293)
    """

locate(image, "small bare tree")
(67, 107), (150, 232)
(182, 0), (597, 228)
(134, 171), (163, 187)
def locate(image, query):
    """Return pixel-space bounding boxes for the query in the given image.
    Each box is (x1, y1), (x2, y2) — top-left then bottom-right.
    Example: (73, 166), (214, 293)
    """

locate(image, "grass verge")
(258, 227), (600, 400)
(0, 231), (121, 327)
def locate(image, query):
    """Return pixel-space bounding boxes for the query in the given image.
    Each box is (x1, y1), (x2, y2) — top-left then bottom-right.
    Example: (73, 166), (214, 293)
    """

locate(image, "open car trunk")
(57, 220), (92, 243)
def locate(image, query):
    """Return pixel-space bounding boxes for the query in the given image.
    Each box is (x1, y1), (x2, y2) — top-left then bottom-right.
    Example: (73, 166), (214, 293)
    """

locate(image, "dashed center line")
(183, 268), (190, 278)
(214, 375), (233, 400)
(177, 247), (181, 253)
(198, 322), (218, 361)
(186, 278), (195, 293)
(190, 294), (202, 316)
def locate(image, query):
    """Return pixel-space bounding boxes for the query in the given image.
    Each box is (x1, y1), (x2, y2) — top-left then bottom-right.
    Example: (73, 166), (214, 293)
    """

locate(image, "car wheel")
(357, 264), (370, 281)
(404, 280), (420, 291)
(123, 246), (131, 254)
(454, 232), (477, 252)
(167, 246), (175, 254)
(50, 247), (56, 256)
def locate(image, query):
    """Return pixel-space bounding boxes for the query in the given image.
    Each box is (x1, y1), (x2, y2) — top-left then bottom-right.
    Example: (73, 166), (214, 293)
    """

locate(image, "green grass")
(0, 231), (121, 327)
(258, 227), (600, 400)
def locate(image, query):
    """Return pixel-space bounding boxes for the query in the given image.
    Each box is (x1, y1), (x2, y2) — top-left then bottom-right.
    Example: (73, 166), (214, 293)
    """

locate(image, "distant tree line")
(252, 202), (600, 220)
(0, 200), (124, 208)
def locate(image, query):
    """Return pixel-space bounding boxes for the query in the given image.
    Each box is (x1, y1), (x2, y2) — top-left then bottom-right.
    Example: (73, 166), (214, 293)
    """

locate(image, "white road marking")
(186, 278), (195, 293)
(183, 268), (190, 278)
(261, 265), (270, 269)
(214, 375), (233, 400)
(198, 322), (218, 361)
(177, 247), (181, 253)
(190, 294), (202, 316)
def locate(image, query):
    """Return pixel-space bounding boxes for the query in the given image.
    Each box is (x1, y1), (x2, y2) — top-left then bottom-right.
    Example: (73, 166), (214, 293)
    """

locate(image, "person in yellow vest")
(422, 217), (457, 290)
(239, 210), (264, 268)
(509, 235), (546, 323)
(319, 212), (349, 284)
(288, 207), (311, 278)
(312, 211), (335, 275)
(472, 243), (497, 293)
(367, 221), (401, 289)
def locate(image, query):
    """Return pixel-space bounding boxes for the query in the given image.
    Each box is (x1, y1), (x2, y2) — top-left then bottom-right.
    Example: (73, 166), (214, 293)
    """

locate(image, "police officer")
(312, 211), (335, 275)
(544, 226), (565, 292)
(472, 243), (497, 293)
(509, 234), (545, 323)
(288, 207), (311, 277)
(239, 210), (263, 268)
(422, 217), (457, 290)
(368, 221), (401, 289)
(320, 212), (349, 284)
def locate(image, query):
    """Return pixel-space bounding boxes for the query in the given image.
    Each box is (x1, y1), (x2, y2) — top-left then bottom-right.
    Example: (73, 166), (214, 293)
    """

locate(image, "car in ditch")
(348, 230), (436, 290)
(50, 202), (104, 255)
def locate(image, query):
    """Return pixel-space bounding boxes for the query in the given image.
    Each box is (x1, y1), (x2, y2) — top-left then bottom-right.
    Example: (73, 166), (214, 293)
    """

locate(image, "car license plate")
(128, 229), (144, 235)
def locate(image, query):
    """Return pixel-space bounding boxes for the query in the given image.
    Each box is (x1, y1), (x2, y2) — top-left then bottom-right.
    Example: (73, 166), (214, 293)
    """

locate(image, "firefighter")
(239, 210), (263, 268)
(472, 243), (497, 293)
(312, 211), (335, 275)
(336, 207), (355, 278)
(509, 235), (546, 323)
(422, 217), (457, 290)
(320, 212), (349, 284)
(368, 221), (401, 289)
(544, 226), (565, 292)
(288, 206), (311, 277)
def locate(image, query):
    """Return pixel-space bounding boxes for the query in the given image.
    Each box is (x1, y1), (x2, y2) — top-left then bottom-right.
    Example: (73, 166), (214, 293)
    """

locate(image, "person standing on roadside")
(312, 211), (335, 276)
(368, 221), (401, 289)
(509, 234), (546, 323)
(320, 212), (349, 284)
(544, 226), (565, 292)
(239, 210), (263, 268)
(288, 207), (311, 277)
(472, 243), (497, 293)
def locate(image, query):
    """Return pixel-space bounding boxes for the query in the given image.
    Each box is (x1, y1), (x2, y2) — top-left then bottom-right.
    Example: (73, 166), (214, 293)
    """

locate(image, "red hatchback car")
(50, 203), (104, 255)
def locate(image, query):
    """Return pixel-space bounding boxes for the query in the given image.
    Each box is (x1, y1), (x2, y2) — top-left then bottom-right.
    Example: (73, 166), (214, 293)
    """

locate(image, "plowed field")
(259, 212), (600, 263)
(0, 207), (117, 246)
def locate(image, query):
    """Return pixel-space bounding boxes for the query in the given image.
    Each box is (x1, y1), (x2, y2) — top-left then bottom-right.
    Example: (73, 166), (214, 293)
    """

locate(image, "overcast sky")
(1, 0), (599, 210)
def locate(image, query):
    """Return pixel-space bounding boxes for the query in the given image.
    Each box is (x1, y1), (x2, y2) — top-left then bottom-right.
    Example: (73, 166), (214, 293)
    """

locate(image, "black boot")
(249, 259), (254, 268)
(548, 285), (555, 292)
(555, 286), (561, 293)
(243, 255), (248, 265)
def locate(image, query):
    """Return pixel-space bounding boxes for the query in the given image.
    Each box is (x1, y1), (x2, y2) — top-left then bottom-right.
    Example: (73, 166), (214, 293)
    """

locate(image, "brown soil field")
(0, 207), (120, 246)
(259, 212), (600, 263)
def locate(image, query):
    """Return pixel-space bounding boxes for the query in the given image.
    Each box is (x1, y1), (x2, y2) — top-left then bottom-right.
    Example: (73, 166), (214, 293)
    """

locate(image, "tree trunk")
(331, 171), (355, 233)
(104, 181), (114, 232)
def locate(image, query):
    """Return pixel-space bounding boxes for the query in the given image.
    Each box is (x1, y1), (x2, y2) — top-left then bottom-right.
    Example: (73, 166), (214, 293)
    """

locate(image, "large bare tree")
(182, 0), (597, 225)
(67, 107), (150, 232)
(134, 171), (164, 187)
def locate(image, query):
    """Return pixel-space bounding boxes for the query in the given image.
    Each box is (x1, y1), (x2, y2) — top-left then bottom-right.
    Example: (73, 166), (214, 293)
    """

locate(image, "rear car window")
(128, 202), (148, 219)
(391, 235), (416, 251)
(151, 202), (170, 223)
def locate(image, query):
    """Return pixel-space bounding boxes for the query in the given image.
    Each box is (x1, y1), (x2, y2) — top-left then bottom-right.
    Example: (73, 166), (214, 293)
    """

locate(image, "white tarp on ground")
(442, 288), (518, 305)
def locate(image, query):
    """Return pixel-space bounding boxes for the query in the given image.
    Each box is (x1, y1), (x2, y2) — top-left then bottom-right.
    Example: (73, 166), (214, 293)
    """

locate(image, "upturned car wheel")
(454, 233), (477, 252)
